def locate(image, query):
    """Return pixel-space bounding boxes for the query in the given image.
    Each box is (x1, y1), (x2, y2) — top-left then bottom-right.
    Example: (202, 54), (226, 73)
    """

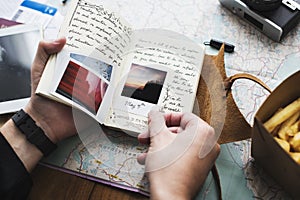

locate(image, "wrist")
(12, 109), (57, 157)
(149, 175), (191, 200)
(150, 190), (189, 200)
(150, 187), (190, 200)
(25, 101), (58, 143)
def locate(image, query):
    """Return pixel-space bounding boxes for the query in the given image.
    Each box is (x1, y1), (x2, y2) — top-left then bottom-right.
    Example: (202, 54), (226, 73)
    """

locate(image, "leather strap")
(213, 72), (271, 200)
(12, 109), (57, 156)
(211, 164), (222, 200)
(224, 73), (272, 95)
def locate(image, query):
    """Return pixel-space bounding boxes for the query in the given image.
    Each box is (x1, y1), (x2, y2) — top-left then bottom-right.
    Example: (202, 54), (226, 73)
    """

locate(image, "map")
(41, 0), (300, 199)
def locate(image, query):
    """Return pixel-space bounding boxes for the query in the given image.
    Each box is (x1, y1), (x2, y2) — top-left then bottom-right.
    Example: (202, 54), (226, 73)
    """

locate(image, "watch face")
(0, 25), (41, 114)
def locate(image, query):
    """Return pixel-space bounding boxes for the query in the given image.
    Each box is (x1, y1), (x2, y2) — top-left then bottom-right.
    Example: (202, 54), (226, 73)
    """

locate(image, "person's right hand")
(138, 111), (220, 200)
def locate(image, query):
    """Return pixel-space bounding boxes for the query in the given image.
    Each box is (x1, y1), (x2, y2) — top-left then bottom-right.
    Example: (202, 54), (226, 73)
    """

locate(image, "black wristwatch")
(12, 109), (57, 156)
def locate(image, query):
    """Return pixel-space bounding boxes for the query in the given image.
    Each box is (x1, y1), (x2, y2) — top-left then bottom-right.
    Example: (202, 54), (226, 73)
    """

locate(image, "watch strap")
(12, 109), (57, 156)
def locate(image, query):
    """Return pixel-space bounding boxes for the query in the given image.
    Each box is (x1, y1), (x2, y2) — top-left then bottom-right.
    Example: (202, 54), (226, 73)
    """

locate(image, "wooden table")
(29, 165), (148, 200)
(1, 115), (147, 200)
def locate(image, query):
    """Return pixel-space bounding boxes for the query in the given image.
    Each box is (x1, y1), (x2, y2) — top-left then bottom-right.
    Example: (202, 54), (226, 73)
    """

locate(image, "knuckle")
(206, 125), (215, 136)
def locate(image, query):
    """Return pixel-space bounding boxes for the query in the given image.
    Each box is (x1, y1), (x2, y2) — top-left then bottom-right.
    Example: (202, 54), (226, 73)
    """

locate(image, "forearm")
(0, 123), (34, 199)
(0, 119), (42, 172)
(149, 170), (194, 200)
(0, 112), (50, 198)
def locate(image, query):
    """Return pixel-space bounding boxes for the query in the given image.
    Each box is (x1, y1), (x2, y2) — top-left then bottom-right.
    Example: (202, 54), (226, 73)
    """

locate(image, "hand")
(0, 38), (82, 171)
(138, 111), (220, 200)
(24, 38), (78, 143)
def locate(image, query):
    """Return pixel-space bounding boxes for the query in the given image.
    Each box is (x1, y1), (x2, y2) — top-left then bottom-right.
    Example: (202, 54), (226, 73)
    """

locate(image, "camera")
(219, 0), (300, 41)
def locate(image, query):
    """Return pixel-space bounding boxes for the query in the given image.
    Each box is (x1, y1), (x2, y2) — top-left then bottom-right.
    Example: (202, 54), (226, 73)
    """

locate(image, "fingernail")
(52, 37), (66, 44)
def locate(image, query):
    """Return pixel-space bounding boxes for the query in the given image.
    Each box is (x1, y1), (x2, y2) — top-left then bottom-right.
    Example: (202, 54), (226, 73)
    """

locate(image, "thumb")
(137, 152), (147, 165)
(33, 37), (66, 68)
(43, 37), (66, 55)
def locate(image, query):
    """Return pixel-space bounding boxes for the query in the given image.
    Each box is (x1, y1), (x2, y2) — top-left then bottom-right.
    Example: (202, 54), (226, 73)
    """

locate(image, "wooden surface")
(0, 116), (148, 200)
(29, 165), (148, 200)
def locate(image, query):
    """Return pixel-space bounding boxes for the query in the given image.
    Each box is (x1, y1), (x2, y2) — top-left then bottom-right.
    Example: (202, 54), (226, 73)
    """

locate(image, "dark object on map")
(219, 0), (300, 41)
(204, 39), (235, 53)
(244, 0), (282, 11)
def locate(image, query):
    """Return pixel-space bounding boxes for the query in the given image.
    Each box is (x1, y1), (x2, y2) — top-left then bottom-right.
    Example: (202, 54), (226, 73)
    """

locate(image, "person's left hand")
(24, 38), (78, 143)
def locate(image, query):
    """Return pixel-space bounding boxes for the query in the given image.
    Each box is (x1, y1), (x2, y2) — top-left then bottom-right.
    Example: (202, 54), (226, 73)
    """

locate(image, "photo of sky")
(121, 63), (167, 104)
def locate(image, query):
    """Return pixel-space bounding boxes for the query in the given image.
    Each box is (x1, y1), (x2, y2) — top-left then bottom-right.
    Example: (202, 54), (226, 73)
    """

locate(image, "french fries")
(274, 137), (290, 152)
(278, 112), (300, 140)
(264, 98), (300, 132)
(290, 132), (300, 152)
(263, 97), (300, 164)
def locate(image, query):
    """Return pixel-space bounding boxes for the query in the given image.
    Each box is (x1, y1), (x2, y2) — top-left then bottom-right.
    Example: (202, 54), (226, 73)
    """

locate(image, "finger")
(138, 132), (150, 145)
(148, 110), (179, 150)
(137, 152), (147, 165)
(163, 112), (199, 131)
(168, 126), (183, 133)
(179, 112), (200, 130)
(173, 113), (218, 159)
(148, 110), (167, 137)
(163, 112), (183, 127)
(166, 113), (217, 159)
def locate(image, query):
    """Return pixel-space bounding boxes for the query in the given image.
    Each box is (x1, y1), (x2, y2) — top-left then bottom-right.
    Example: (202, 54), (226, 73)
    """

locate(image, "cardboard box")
(252, 70), (300, 199)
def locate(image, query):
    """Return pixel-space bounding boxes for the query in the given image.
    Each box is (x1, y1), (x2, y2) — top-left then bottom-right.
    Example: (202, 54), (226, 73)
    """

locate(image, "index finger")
(163, 112), (183, 127)
(164, 112), (202, 131)
(148, 110), (168, 137)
